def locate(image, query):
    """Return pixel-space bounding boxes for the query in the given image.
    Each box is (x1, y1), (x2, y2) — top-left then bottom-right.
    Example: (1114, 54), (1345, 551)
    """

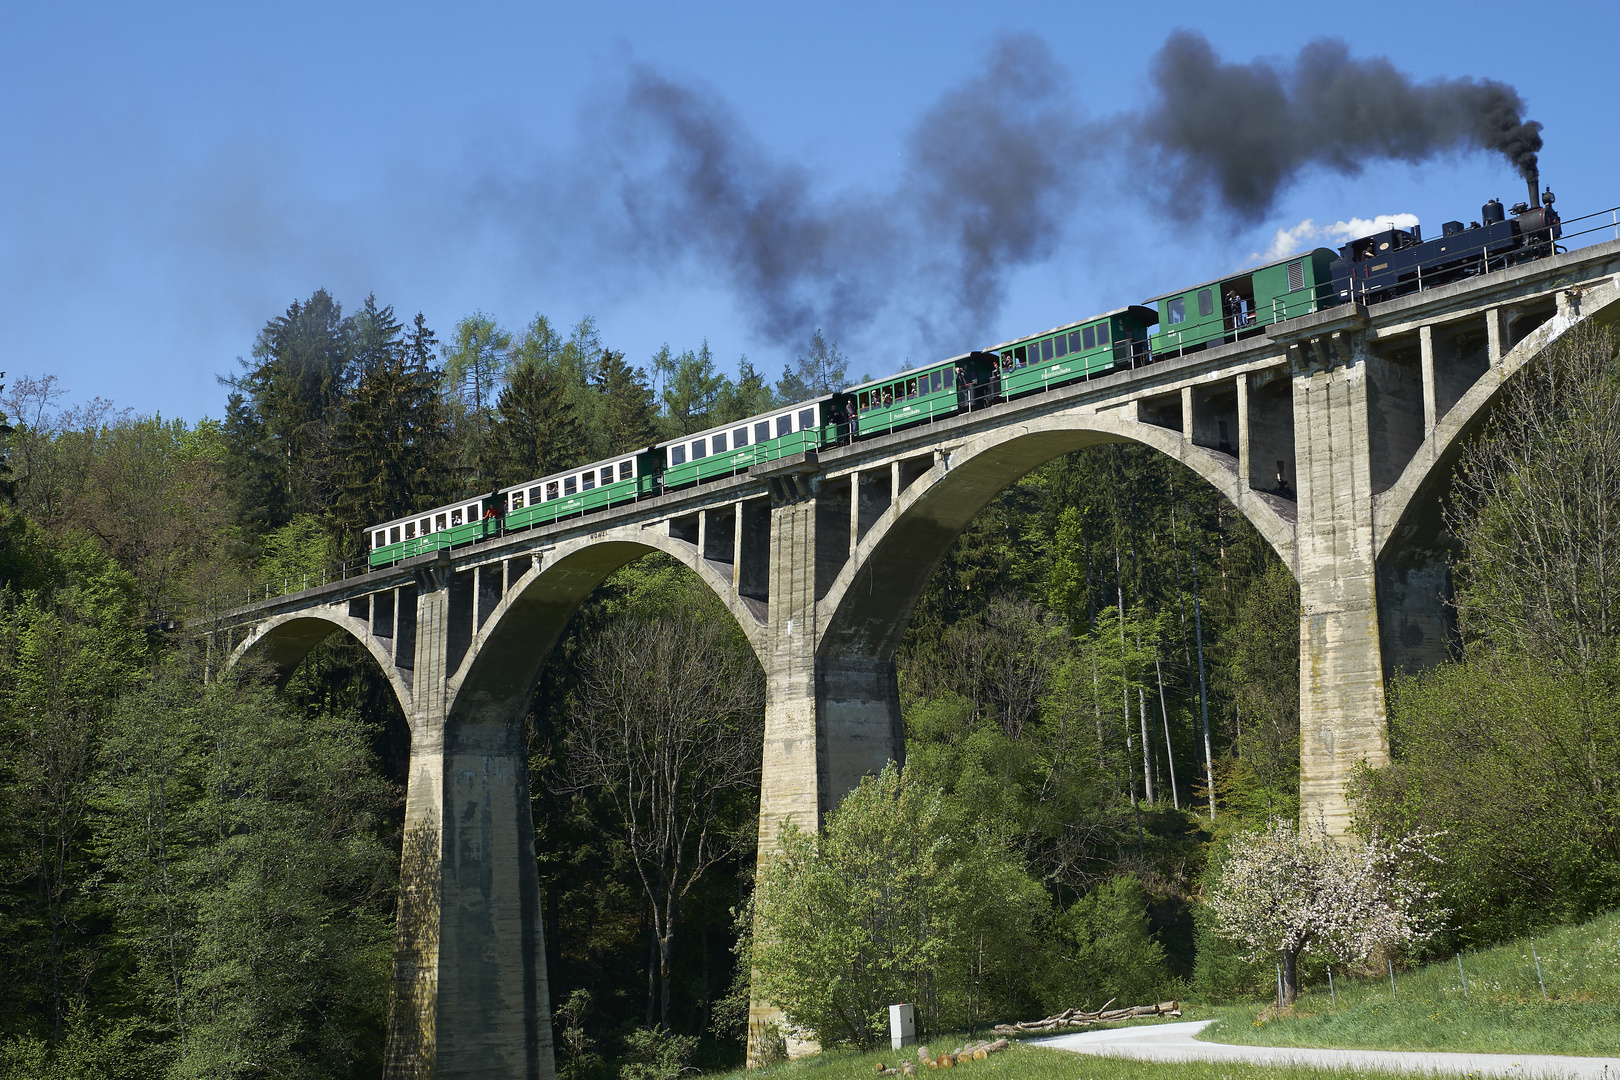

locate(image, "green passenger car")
(367, 493), (499, 568)
(366, 449), (660, 568)
(1147, 248), (1336, 356)
(849, 353), (998, 437)
(500, 449), (661, 529)
(659, 399), (841, 488)
(989, 306), (1159, 396)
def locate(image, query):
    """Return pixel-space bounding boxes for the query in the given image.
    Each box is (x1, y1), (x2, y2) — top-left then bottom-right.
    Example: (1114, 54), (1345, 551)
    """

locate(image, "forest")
(0, 288), (1616, 1079)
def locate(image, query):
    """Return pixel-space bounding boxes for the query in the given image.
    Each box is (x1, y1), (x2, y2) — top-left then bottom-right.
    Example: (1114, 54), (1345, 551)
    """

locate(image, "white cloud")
(1252, 213), (1421, 262)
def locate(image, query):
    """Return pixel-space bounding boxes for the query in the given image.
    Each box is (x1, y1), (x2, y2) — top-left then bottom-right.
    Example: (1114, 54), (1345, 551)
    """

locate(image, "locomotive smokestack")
(1527, 168), (1541, 212)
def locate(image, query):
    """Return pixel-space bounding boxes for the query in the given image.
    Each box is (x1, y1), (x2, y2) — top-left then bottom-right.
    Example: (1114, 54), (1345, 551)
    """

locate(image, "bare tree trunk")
(1155, 653), (1181, 810)
(646, 925), (658, 1027)
(1281, 948), (1300, 1007)
(1188, 509), (1217, 818)
(1139, 686), (1155, 805)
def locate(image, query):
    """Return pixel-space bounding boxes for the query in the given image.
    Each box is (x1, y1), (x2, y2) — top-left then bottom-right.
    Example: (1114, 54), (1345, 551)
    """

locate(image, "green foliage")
(654, 341), (727, 437)
(251, 514), (336, 591)
(1041, 875), (1175, 1011)
(226, 289), (353, 527)
(751, 764), (1050, 1048)
(1354, 656), (1620, 945)
(95, 666), (396, 1078)
(617, 1025), (698, 1080)
(1215, 564), (1299, 798)
(330, 311), (452, 554)
(488, 356), (587, 488)
(1354, 328), (1620, 950)
(776, 330), (848, 401)
(441, 310), (512, 416)
(593, 349), (659, 456)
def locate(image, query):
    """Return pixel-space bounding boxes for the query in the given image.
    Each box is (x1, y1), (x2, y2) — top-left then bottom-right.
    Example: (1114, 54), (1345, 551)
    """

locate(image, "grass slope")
(1196, 908), (1620, 1056)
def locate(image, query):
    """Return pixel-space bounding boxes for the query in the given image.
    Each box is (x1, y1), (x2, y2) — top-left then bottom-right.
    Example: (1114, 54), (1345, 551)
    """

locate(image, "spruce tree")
(330, 313), (451, 558)
(595, 349), (658, 454)
(488, 359), (586, 487)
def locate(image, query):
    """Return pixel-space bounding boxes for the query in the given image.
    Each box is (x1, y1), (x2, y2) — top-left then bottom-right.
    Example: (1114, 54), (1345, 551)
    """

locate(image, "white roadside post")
(889, 1004), (916, 1051)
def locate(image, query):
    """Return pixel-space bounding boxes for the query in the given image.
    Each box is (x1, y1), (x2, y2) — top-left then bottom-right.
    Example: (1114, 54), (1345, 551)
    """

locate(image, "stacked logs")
(874, 1039), (1010, 1075)
(991, 999), (1181, 1035)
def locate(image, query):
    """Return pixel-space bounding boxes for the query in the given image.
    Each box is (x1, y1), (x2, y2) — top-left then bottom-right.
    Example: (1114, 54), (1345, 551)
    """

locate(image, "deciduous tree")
(1204, 817), (1441, 1006)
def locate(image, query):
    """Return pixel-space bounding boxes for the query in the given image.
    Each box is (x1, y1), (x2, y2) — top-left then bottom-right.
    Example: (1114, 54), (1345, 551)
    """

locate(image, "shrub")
(749, 764), (1048, 1048)
(1039, 874), (1175, 1011)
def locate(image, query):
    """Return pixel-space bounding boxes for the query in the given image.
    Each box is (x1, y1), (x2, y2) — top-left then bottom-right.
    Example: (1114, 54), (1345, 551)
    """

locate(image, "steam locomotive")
(1330, 172), (1561, 303)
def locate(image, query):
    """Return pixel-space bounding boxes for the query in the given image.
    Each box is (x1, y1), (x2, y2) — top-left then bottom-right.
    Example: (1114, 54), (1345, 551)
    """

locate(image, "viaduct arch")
(206, 238), (1620, 1078)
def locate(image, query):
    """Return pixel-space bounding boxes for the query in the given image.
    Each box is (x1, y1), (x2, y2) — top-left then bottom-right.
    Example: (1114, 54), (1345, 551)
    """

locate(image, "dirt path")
(1035, 1019), (1620, 1079)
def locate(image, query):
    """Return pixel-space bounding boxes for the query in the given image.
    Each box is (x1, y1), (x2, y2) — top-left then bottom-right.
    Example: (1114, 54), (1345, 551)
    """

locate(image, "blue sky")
(2, 0), (1615, 422)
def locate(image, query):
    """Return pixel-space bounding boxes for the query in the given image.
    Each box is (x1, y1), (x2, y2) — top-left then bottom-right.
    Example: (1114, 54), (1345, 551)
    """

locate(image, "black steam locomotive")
(1330, 172), (1561, 303)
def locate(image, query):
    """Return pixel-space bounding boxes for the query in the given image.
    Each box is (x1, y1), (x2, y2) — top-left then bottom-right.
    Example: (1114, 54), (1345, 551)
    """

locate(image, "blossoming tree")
(1205, 817), (1443, 1006)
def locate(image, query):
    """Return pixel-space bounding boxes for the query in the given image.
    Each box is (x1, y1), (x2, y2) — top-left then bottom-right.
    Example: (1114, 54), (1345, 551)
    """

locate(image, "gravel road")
(1035, 1019), (1620, 1079)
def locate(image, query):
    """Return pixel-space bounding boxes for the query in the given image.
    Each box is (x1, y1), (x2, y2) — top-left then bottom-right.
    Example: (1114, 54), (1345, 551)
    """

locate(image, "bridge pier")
(1283, 318), (1394, 834)
(747, 464), (905, 1066)
(384, 565), (556, 1080)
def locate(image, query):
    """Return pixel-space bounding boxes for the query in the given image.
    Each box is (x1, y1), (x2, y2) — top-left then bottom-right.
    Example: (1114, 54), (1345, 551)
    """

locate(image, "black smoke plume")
(1135, 30), (1544, 220)
(568, 35), (1091, 352)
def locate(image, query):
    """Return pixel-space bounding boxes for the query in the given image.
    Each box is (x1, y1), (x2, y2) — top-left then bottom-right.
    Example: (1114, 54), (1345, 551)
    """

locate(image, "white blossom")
(1205, 817), (1445, 1003)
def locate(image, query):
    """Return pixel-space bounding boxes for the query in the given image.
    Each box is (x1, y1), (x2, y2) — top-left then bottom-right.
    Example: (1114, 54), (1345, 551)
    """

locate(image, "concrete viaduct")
(204, 239), (1620, 1079)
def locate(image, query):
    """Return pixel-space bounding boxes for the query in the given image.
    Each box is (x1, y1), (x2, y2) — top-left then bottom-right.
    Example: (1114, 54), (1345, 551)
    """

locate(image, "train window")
(545, 482), (559, 500)
(1053, 333), (1068, 358)
(510, 492), (523, 510)
(421, 518), (431, 534)
(1041, 338), (1054, 362)
(1082, 326), (1096, 350)
(1067, 331), (1081, 353)
(756, 421), (771, 442)
(931, 370), (942, 393)
(1288, 261), (1305, 291)
(621, 462), (634, 481)
(564, 477), (577, 496)
(1198, 289), (1214, 317)
(374, 531), (386, 548)
(436, 513), (447, 530)
(1168, 297), (1186, 324)
(1097, 322), (1109, 345)
(671, 444), (687, 465)
(601, 468), (613, 486)
(387, 526), (398, 544)
(582, 472), (595, 490)
(943, 366), (955, 388)
(799, 408), (815, 429)
(858, 391), (870, 411)
(405, 522), (416, 540)
(451, 509), (463, 526)
(713, 432), (727, 453)
(692, 438), (707, 459)
(777, 415), (793, 438)
(527, 488), (541, 506)
(1014, 345), (1026, 363)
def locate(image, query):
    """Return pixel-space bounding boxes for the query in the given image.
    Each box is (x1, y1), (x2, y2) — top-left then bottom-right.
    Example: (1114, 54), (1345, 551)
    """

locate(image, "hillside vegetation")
(1198, 908), (1620, 1056)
